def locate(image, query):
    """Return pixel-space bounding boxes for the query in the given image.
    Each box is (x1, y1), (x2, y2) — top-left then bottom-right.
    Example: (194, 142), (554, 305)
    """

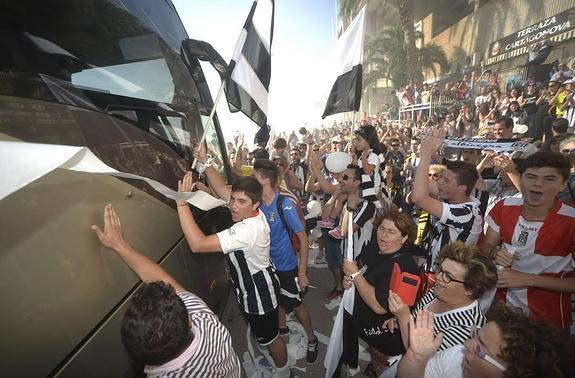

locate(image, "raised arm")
(92, 204), (184, 293)
(397, 309), (444, 378)
(177, 172), (225, 253)
(194, 146), (231, 201)
(411, 128), (446, 218)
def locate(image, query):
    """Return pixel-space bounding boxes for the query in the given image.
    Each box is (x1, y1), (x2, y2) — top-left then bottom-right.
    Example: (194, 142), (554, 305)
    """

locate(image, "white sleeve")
(216, 221), (256, 254)
(424, 346), (464, 378)
(367, 152), (379, 166)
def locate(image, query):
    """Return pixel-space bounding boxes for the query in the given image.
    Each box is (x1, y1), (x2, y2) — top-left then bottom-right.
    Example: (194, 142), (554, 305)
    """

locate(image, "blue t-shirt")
(259, 192), (304, 271)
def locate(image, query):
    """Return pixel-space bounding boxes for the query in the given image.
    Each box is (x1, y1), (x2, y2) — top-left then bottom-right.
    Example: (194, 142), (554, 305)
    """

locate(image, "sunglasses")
(313, 149), (320, 152)
(428, 173), (441, 178)
(341, 174), (353, 181)
(391, 144), (399, 147)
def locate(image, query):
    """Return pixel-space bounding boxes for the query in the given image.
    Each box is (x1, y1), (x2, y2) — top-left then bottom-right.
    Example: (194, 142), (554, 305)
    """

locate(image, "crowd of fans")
(215, 60), (575, 377)
(92, 61), (575, 377)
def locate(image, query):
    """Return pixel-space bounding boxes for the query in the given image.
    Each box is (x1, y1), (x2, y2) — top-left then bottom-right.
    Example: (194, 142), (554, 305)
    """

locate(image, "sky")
(172, 0), (337, 143)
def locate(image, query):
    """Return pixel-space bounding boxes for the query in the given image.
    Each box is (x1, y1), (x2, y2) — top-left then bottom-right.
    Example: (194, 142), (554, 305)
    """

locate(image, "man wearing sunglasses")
(412, 129), (483, 267)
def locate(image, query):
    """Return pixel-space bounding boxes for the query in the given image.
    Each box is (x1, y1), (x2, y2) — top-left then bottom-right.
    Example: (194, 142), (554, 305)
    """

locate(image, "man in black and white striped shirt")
(180, 165), (290, 377)
(412, 129), (483, 266)
(92, 204), (241, 377)
(339, 165), (376, 260)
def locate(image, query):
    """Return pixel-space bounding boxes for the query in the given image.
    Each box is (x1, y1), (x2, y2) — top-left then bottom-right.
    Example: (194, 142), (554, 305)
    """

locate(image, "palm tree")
(337, 0), (365, 32)
(363, 25), (448, 89)
(396, 0), (420, 82)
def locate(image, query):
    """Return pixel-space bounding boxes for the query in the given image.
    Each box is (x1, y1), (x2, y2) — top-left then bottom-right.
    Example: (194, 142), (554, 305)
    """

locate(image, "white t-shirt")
(217, 210), (271, 271)
(424, 345), (464, 378)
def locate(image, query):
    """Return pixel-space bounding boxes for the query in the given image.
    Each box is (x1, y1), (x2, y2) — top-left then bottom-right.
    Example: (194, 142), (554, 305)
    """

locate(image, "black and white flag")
(322, 6), (366, 119)
(225, 0), (274, 127)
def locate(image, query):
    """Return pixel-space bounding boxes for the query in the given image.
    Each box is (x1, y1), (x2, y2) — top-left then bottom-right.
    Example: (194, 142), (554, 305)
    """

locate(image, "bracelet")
(405, 349), (429, 367)
(195, 161), (206, 175)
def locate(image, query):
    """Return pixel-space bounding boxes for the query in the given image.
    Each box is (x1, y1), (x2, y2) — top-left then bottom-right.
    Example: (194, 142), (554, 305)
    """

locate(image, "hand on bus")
(91, 204), (129, 252)
(178, 172), (195, 194)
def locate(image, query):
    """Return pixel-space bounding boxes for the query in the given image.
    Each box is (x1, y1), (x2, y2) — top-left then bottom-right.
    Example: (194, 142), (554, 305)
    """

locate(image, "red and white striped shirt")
(485, 197), (575, 329)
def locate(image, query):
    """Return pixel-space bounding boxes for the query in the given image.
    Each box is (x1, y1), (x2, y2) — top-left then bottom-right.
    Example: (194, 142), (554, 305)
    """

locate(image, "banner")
(443, 137), (534, 152)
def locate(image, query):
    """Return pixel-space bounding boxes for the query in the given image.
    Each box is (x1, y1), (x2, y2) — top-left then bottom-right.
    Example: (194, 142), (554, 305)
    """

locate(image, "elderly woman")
(342, 210), (423, 373)
(389, 242), (497, 351)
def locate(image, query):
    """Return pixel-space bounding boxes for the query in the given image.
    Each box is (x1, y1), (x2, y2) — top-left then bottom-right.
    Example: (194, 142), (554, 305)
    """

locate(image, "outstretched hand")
(178, 171), (195, 193)
(419, 127), (446, 156)
(408, 309), (443, 359)
(91, 204), (129, 251)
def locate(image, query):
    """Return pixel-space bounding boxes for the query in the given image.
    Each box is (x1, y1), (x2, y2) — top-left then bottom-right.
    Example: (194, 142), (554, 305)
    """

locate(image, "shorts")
(244, 307), (279, 346)
(276, 268), (303, 311)
(322, 227), (343, 269)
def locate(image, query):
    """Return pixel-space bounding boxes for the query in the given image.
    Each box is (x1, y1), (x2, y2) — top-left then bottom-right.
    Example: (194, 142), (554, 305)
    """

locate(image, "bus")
(0, 0), (233, 375)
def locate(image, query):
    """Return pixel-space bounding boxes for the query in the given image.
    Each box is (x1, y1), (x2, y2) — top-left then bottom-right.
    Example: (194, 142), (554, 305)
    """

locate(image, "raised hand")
(420, 127), (446, 156)
(179, 171), (194, 192)
(408, 309), (443, 360)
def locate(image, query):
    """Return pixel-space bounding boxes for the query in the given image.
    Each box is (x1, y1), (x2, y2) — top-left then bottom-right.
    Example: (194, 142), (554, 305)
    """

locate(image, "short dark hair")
(252, 147), (270, 160)
(444, 160), (479, 196)
(495, 116), (514, 129)
(552, 118), (569, 134)
(272, 137), (287, 149)
(518, 151), (571, 182)
(231, 175), (263, 204)
(121, 282), (192, 366)
(253, 158), (279, 189)
(346, 164), (362, 182)
(436, 242), (497, 299)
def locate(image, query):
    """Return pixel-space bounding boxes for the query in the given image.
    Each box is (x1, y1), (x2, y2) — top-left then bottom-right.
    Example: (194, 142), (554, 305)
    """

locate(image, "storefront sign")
(486, 7), (575, 65)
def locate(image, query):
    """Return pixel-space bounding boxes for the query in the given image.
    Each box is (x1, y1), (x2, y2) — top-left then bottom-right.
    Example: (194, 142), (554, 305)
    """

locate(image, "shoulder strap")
(276, 194), (290, 233)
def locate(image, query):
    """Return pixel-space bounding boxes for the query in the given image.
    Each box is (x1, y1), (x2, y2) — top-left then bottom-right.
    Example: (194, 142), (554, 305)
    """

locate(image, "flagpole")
(351, 111), (356, 135)
(191, 80), (226, 169)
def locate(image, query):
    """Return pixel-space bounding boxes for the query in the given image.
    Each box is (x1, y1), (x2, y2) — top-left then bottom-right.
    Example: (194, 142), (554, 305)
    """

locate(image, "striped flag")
(225, 0), (274, 127)
(322, 6), (366, 119)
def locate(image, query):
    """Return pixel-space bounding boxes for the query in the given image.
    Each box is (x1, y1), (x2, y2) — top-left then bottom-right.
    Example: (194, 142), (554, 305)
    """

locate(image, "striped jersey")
(144, 292), (241, 377)
(485, 198), (575, 329)
(358, 151), (383, 206)
(217, 210), (280, 315)
(414, 291), (486, 350)
(341, 200), (376, 260)
(429, 199), (483, 265)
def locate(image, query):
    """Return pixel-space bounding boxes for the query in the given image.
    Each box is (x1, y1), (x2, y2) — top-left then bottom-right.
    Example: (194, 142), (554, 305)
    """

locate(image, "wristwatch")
(349, 265), (368, 281)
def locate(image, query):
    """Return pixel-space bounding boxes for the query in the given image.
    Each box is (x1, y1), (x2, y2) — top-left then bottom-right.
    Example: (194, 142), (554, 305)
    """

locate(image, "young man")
(289, 146), (308, 199)
(252, 159), (319, 364)
(479, 151), (575, 330)
(338, 164), (376, 260)
(91, 204), (241, 377)
(412, 128), (483, 266)
(492, 116), (514, 140)
(176, 172), (290, 377)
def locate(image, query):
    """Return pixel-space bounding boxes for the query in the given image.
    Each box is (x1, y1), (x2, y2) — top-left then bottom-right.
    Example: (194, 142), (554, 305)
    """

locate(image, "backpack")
(276, 193), (303, 253)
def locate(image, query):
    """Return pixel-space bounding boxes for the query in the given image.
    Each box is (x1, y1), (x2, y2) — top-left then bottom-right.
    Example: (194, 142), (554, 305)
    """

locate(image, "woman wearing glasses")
(397, 304), (573, 377)
(377, 242), (497, 377)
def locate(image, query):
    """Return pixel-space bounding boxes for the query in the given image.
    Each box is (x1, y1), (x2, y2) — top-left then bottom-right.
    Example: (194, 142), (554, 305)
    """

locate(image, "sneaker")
(314, 255), (327, 264)
(306, 337), (319, 364)
(279, 326), (290, 337)
(328, 227), (342, 239)
(317, 218), (335, 229)
(326, 287), (344, 300)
